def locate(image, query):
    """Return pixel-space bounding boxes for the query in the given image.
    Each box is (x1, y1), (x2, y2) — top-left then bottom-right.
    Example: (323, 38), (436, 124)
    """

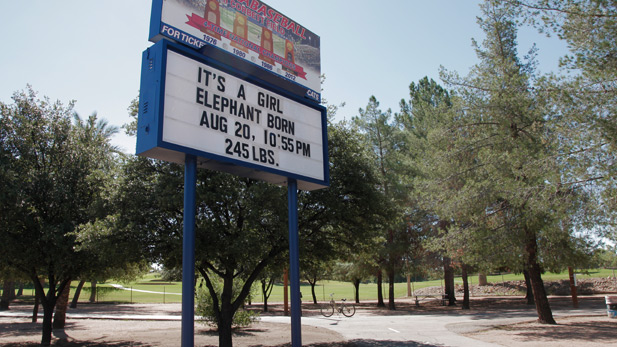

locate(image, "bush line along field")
(10, 269), (616, 305)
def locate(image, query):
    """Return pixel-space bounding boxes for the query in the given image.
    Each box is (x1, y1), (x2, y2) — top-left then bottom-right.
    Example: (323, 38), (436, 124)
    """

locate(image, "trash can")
(606, 296), (617, 318)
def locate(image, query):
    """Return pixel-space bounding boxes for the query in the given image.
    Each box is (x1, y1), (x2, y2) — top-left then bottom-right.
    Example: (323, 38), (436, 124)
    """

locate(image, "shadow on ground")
(1, 342), (147, 346)
(0, 323), (149, 346)
(2, 341), (441, 347)
(250, 340), (443, 347)
(495, 319), (616, 344)
(0, 321), (42, 339)
(197, 326), (268, 337)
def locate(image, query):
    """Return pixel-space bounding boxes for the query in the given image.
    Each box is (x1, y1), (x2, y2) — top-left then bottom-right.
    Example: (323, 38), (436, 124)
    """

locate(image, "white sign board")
(137, 40), (328, 190)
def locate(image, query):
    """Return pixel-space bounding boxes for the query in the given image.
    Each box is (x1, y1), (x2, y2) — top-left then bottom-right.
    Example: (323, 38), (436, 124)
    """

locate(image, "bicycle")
(320, 293), (356, 317)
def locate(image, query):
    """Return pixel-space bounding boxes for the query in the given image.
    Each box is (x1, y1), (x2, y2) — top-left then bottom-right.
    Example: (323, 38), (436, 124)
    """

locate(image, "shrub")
(195, 280), (259, 329)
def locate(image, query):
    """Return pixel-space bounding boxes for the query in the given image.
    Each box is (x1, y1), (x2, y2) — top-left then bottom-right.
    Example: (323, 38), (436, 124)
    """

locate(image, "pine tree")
(420, 0), (595, 324)
(507, 0), (617, 237)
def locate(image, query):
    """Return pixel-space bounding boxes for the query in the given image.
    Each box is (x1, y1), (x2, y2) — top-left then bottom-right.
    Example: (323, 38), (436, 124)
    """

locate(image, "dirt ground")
(0, 318), (345, 346)
(464, 315), (617, 347)
(0, 303), (346, 347)
(0, 297), (615, 346)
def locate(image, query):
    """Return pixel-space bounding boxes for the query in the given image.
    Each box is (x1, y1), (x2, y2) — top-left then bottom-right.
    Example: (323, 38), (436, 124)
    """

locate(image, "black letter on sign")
(237, 84), (246, 100)
(217, 76), (226, 92)
(200, 111), (209, 127)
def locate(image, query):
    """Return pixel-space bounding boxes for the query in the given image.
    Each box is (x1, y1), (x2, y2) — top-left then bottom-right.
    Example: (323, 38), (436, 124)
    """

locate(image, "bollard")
(606, 296), (617, 318)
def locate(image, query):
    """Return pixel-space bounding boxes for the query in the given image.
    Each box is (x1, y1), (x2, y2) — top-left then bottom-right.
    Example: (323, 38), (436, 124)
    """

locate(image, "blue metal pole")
(182, 154), (197, 347)
(287, 179), (301, 347)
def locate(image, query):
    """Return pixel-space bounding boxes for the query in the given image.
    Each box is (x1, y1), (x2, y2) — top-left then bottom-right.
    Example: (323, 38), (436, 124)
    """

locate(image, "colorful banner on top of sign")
(185, 13), (307, 79)
(151, 0), (321, 103)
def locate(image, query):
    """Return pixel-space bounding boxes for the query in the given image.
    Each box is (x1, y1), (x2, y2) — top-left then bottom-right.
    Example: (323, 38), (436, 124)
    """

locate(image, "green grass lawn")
(92, 273), (182, 303)
(12, 268), (616, 305)
(95, 268), (617, 304)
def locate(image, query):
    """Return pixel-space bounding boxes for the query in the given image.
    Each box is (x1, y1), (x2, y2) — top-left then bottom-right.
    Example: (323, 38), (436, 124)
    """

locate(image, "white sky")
(0, 1), (568, 153)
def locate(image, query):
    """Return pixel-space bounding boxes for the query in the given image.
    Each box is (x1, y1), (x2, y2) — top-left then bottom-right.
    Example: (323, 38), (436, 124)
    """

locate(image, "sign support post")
(141, 2), (328, 345)
(287, 179), (301, 347)
(182, 154), (197, 347)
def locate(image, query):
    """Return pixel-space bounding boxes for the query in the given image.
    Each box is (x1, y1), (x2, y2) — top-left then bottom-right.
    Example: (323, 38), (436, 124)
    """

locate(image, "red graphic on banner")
(203, 0), (221, 40)
(230, 12), (249, 53)
(185, 13), (307, 80)
(259, 27), (274, 65)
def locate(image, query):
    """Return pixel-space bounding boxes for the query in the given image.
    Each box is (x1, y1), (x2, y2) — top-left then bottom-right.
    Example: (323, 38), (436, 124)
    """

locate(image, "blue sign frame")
(137, 40), (329, 191)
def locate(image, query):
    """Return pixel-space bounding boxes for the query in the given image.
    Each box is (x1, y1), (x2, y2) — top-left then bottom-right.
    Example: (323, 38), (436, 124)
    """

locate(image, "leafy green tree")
(161, 266), (183, 282)
(397, 77), (459, 306)
(593, 246), (617, 269)
(334, 253), (377, 304)
(73, 213), (151, 305)
(0, 87), (118, 344)
(354, 96), (408, 310)
(506, 0), (617, 236)
(301, 257), (334, 304)
(114, 116), (387, 345)
(192, 174), (288, 346)
(71, 149), (152, 290)
(257, 260), (285, 312)
(53, 111), (123, 327)
(0, 267), (25, 310)
(300, 120), (387, 305)
(197, 120), (387, 345)
(0, 264), (32, 311)
(416, 0), (599, 323)
(51, 111), (150, 324)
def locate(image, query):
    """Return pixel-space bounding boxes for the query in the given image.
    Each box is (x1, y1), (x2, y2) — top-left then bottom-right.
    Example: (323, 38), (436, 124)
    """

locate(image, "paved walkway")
(0, 298), (609, 347)
(262, 304), (607, 347)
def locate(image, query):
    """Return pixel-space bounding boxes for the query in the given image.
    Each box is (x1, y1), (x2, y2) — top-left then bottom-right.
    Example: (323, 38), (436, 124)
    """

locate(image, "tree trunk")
(263, 292), (268, 312)
(407, 274), (412, 297)
(310, 280), (318, 304)
(217, 276), (235, 347)
(32, 279), (43, 323)
(525, 228), (556, 324)
(523, 270), (534, 305)
(1, 280), (14, 310)
(70, 280), (86, 308)
(41, 299), (55, 346)
(387, 269), (396, 310)
(33, 277), (70, 346)
(376, 270), (385, 307)
(353, 278), (360, 304)
(53, 279), (71, 329)
(32, 293), (40, 323)
(89, 280), (97, 303)
(218, 309), (234, 347)
(478, 273), (488, 286)
(17, 282), (24, 297)
(443, 257), (456, 306)
(261, 279), (269, 312)
(461, 264), (470, 310)
(8, 281), (16, 300)
(283, 269), (288, 316)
